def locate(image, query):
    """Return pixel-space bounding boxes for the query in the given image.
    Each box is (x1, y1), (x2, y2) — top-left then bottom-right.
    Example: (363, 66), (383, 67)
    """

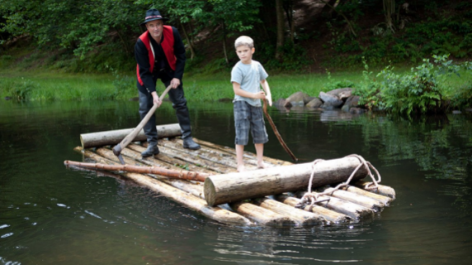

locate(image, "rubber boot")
(183, 137), (200, 150)
(141, 142), (159, 158)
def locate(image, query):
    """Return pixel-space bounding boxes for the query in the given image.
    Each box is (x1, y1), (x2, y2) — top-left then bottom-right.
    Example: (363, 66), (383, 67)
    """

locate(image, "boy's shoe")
(183, 138), (201, 150)
(141, 144), (160, 157)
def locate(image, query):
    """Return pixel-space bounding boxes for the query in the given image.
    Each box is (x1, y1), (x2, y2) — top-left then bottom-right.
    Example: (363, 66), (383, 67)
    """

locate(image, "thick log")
(64, 160), (210, 182)
(74, 146), (253, 226)
(323, 188), (385, 212)
(354, 181), (396, 199)
(306, 193), (373, 221)
(275, 194), (350, 224)
(254, 198), (324, 227)
(204, 157), (368, 206)
(190, 138), (293, 167)
(340, 185), (392, 206)
(80, 123), (181, 148)
(230, 202), (296, 227)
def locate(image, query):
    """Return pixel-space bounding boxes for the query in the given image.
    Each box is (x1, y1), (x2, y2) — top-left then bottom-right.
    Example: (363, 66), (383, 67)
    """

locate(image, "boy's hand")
(255, 91), (266, 99)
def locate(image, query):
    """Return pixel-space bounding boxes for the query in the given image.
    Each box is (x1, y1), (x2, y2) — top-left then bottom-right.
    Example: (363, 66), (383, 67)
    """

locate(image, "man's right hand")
(151, 91), (162, 107)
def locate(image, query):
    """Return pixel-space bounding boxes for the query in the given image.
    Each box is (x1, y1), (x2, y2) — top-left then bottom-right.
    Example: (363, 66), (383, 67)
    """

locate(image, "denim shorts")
(234, 100), (268, 145)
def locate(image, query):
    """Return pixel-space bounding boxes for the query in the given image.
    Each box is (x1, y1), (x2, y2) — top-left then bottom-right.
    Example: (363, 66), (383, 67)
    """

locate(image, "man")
(135, 8), (200, 158)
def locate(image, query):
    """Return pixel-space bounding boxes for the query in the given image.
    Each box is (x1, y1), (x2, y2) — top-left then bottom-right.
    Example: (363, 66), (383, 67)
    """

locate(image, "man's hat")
(141, 9), (168, 25)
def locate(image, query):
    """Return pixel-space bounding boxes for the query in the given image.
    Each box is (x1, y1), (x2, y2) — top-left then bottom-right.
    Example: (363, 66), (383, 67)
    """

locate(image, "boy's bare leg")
(236, 144), (245, 172)
(255, 143), (267, 169)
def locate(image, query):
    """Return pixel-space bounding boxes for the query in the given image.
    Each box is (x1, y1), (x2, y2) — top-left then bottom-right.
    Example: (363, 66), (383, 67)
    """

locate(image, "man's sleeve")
(135, 39), (156, 93)
(172, 27), (186, 80)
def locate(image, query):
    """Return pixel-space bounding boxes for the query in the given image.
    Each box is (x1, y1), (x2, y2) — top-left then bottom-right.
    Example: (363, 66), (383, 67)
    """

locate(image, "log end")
(203, 177), (217, 206)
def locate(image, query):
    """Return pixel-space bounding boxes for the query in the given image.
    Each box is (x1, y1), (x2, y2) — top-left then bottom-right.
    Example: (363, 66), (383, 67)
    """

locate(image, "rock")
(306, 97), (323, 108)
(350, 107), (366, 114)
(275, 98), (291, 108)
(326, 88), (353, 100)
(319, 91), (343, 109)
(341, 95), (360, 112)
(285, 91), (311, 107)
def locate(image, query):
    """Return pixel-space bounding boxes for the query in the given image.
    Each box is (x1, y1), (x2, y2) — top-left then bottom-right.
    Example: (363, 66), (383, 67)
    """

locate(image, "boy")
(231, 36), (272, 172)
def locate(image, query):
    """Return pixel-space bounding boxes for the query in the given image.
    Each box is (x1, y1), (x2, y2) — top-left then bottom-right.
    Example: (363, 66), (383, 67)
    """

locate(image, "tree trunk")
(222, 22), (229, 64)
(180, 21), (195, 59)
(275, 0), (285, 60)
(204, 157), (368, 206)
(254, 197), (324, 226)
(303, 193), (373, 220)
(80, 123), (181, 148)
(64, 160), (210, 182)
(354, 181), (396, 199)
(323, 187), (385, 212)
(230, 201), (295, 227)
(339, 185), (393, 205)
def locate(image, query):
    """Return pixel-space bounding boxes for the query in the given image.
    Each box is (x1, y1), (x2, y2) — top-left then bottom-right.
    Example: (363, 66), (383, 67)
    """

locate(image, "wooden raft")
(71, 124), (396, 227)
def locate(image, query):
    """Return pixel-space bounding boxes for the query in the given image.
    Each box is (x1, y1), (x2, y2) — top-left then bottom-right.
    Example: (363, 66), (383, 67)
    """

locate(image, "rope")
(295, 154), (381, 209)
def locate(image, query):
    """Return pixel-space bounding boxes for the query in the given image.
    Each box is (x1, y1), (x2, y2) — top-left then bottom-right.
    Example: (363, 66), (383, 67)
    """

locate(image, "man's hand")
(170, 78), (180, 89)
(151, 91), (162, 107)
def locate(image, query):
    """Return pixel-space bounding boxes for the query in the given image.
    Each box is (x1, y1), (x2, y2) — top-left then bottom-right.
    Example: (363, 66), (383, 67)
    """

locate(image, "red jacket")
(136, 25), (176, 86)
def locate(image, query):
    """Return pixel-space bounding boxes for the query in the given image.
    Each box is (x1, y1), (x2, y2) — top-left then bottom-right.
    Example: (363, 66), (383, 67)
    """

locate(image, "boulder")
(285, 91), (311, 107)
(326, 88), (353, 100)
(319, 91), (343, 109)
(275, 98), (291, 108)
(306, 97), (323, 108)
(341, 95), (360, 112)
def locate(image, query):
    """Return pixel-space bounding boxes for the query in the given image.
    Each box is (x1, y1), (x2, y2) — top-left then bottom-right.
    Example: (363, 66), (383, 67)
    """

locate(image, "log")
(190, 138), (293, 167)
(74, 146), (253, 226)
(80, 123), (181, 148)
(323, 188), (385, 212)
(254, 198), (324, 227)
(354, 181), (396, 199)
(275, 194), (350, 224)
(204, 157), (368, 206)
(340, 185), (392, 206)
(63, 160), (210, 182)
(126, 144), (218, 175)
(304, 193), (373, 221)
(230, 202), (296, 227)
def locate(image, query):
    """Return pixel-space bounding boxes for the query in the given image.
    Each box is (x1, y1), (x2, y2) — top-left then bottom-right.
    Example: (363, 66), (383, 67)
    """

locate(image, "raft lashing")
(70, 123), (396, 227)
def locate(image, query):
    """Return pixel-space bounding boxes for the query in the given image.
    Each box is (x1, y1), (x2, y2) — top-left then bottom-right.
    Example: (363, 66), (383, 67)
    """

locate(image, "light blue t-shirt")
(231, 60), (269, 107)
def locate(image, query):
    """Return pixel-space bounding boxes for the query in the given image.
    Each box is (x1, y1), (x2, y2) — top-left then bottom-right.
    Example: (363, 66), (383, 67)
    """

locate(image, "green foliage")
(1, 78), (38, 101)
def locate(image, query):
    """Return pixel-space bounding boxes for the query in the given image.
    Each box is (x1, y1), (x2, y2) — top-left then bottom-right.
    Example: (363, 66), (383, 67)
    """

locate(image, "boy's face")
(235, 45), (255, 64)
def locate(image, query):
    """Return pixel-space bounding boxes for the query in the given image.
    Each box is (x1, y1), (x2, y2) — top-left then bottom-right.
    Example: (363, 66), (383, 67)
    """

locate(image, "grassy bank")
(1, 57), (471, 116)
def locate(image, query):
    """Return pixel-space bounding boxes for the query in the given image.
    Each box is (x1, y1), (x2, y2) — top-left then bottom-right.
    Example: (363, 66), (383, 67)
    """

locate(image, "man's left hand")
(170, 78), (180, 89)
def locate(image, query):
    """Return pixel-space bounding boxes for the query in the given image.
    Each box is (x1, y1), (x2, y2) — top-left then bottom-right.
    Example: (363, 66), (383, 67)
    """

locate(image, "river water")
(1, 100), (471, 264)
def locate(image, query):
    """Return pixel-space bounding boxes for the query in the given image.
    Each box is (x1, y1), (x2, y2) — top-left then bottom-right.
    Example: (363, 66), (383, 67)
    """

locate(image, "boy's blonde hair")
(234, 36), (254, 49)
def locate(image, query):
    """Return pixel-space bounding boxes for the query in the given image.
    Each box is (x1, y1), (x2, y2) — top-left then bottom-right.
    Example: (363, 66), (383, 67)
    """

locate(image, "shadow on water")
(1, 100), (472, 264)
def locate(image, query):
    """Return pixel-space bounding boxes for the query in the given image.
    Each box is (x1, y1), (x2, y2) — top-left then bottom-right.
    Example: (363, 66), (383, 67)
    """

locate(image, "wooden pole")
(204, 157), (368, 206)
(340, 185), (393, 206)
(64, 160), (210, 182)
(305, 193), (373, 221)
(354, 181), (396, 199)
(73, 146), (253, 226)
(80, 123), (181, 148)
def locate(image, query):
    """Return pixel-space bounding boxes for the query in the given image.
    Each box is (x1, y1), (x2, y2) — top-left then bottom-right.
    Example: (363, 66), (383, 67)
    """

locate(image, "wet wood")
(305, 193), (373, 221)
(74, 146), (253, 226)
(189, 138), (293, 167)
(275, 194), (350, 224)
(354, 181), (396, 199)
(254, 198), (324, 226)
(230, 201), (296, 227)
(323, 188), (385, 212)
(204, 157), (368, 206)
(340, 185), (392, 206)
(80, 123), (182, 148)
(124, 144), (218, 175)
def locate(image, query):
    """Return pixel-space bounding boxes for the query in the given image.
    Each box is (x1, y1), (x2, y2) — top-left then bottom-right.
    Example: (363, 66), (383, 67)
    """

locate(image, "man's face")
(146, 20), (164, 41)
(235, 45), (255, 64)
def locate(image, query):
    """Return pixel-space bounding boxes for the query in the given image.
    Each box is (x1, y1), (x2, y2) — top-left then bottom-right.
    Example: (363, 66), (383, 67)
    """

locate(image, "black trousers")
(138, 79), (193, 144)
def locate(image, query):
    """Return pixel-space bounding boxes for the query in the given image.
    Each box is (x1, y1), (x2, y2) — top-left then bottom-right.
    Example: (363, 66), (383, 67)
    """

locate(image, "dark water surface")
(1, 100), (471, 264)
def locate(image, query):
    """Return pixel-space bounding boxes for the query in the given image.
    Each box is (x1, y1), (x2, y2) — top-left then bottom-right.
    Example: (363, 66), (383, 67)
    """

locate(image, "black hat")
(141, 9), (168, 25)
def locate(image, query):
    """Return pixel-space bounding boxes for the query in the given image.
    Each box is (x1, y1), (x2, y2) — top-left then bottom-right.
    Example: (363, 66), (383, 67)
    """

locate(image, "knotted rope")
(295, 154), (381, 209)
